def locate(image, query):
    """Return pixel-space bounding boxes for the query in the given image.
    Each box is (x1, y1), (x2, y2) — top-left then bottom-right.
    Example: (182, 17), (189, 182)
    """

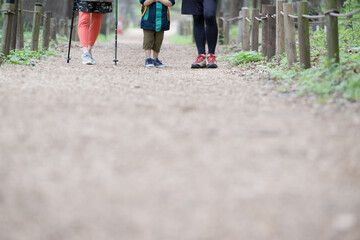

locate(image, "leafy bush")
(220, 51), (265, 65)
(1, 49), (59, 66)
(270, 53), (360, 101)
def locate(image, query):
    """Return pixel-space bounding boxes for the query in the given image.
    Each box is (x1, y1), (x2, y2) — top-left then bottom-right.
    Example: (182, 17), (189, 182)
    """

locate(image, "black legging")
(193, 14), (218, 55)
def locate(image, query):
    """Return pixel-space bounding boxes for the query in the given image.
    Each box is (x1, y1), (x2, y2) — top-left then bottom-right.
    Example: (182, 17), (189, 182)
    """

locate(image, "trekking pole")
(67, 0), (76, 63)
(113, 0), (119, 66)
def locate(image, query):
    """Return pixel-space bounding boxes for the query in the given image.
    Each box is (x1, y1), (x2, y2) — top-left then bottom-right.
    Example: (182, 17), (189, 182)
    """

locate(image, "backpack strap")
(142, 5), (148, 16)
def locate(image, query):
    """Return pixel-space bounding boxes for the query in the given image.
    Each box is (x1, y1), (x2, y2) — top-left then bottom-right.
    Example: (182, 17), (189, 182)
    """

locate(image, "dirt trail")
(0, 30), (360, 240)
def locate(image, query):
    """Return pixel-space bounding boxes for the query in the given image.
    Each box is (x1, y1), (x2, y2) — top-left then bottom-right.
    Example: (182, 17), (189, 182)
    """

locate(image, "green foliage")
(220, 51), (265, 65)
(0, 52), (5, 65)
(262, 0), (360, 102)
(269, 53), (360, 101)
(1, 49), (59, 66)
(342, 0), (360, 12)
(0, 24), (63, 66)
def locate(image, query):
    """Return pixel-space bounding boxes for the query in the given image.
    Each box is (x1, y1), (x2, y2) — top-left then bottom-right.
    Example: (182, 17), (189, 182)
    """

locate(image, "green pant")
(143, 30), (164, 53)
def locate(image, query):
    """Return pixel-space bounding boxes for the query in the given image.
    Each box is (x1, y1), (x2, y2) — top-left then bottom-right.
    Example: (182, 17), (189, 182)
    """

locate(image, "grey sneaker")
(81, 52), (93, 65)
(89, 51), (96, 65)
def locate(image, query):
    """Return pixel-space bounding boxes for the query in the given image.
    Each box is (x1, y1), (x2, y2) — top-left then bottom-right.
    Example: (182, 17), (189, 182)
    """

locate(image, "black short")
(181, 0), (219, 17)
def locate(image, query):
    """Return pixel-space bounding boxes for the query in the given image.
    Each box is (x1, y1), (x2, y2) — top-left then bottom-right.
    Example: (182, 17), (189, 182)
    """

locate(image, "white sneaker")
(81, 52), (93, 65)
(89, 51), (96, 65)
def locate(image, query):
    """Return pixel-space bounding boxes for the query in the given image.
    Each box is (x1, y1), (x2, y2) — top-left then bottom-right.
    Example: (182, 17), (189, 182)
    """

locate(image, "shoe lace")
(195, 55), (205, 63)
(208, 55), (217, 63)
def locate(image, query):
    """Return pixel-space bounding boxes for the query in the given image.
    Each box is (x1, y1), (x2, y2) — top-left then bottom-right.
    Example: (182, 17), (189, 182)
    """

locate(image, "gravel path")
(0, 30), (360, 240)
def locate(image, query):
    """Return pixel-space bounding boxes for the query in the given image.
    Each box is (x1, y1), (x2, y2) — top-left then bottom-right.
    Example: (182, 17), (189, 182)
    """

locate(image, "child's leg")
(78, 12), (91, 52)
(152, 31), (164, 59)
(145, 50), (152, 59)
(88, 13), (104, 50)
(143, 30), (155, 58)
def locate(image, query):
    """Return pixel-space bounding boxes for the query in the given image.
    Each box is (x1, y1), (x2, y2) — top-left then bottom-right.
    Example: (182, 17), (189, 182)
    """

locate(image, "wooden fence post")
(50, 17), (57, 42)
(224, 19), (230, 44)
(16, 0), (23, 49)
(42, 11), (51, 50)
(1, 0), (15, 56)
(178, 20), (184, 35)
(276, 0), (285, 55)
(261, 4), (269, 57)
(31, 2), (42, 51)
(72, 16), (79, 41)
(10, 0), (18, 50)
(242, 7), (250, 51)
(105, 14), (111, 36)
(298, 1), (311, 69)
(186, 20), (191, 36)
(100, 13), (107, 35)
(325, 0), (339, 63)
(319, 11), (325, 30)
(65, 17), (69, 37)
(283, 3), (297, 67)
(59, 18), (66, 37)
(251, 8), (260, 51)
(267, 5), (276, 60)
(218, 11), (224, 45)
(237, 10), (242, 45)
(67, 18), (72, 38)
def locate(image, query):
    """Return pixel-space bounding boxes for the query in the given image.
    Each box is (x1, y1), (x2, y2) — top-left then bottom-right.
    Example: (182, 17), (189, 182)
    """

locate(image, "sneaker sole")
(191, 64), (206, 69)
(145, 64), (155, 67)
(82, 62), (93, 65)
(207, 63), (218, 68)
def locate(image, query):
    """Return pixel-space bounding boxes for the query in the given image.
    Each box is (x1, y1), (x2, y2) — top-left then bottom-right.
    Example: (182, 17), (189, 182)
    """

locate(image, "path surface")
(1, 30), (360, 240)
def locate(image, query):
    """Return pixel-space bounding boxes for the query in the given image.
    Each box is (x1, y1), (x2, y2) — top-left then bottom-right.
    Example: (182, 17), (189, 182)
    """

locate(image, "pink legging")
(78, 12), (104, 48)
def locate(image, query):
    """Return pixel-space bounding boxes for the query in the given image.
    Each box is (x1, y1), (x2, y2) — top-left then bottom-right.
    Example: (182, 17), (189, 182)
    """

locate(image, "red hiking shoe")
(191, 54), (207, 68)
(207, 54), (218, 68)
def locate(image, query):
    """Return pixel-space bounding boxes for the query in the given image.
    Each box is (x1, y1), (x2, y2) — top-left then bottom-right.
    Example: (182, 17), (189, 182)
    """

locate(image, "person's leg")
(193, 15), (206, 55)
(85, 13), (104, 64)
(152, 31), (164, 59)
(78, 11), (91, 53)
(203, 0), (219, 55)
(88, 13), (104, 48)
(204, 16), (218, 54)
(145, 50), (152, 59)
(152, 31), (165, 67)
(143, 30), (155, 67)
(78, 12), (93, 64)
(204, 0), (219, 68)
(191, 15), (207, 68)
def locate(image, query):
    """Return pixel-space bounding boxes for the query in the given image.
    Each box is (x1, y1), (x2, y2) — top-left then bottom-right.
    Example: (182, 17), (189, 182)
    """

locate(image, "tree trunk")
(0, 0), (4, 26)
